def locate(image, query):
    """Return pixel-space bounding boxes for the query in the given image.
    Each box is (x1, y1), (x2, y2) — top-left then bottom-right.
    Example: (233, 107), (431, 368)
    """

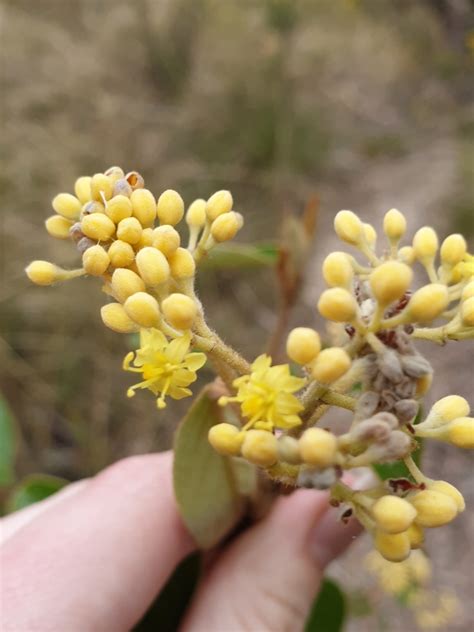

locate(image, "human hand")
(1, 452), (360, 631)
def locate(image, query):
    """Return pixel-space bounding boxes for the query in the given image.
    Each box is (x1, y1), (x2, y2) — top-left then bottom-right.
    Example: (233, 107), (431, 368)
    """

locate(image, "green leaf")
(202, 242), (278, 269)
(305, 578), (347, 632)
(134, 552), (201, 632)
(7, 474), (68, 512)
(173, 386), (245, 549)
(0, 396), (17, 486)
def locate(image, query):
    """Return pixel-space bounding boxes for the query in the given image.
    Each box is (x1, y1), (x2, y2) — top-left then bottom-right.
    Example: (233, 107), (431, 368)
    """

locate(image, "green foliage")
(0, 395), (17, 486)
(7, 474), (67, 512)
(305, 579), (347, 632)
(202, 243), (279, 269)
(373, 438), (423, 481)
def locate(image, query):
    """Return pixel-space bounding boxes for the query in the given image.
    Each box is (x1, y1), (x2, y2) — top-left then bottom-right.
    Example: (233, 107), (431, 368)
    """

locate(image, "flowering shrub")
(27, 166), (473, 567)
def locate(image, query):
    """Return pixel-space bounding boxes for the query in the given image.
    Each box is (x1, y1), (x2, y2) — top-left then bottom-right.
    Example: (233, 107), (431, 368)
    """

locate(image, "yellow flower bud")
(299, 428), (338, 467)
(286, 327), (321, 365)
(45, 215), (73, 239)
(334, 210), (364, 245)
(431, 395), (470, 425)
(407, 523), (424, 549)
(206, 190), (233, 221)
(241, 430), (278, 467)
(161, 293), (197, 330)
(407, 283), (449, 322)
(82, 244), (110, 276)
(105, 195), (133, 223)
(410, 490), (458, 527)
(415, 373), (433, 397)
(104, 165), (125, 183)
(318, 287), (357, 322)
(26, 261), (61, 286)
(136, 227), (154, 250)
(447, 417), (474, 449)
(322, 252), (354, 288)
(123, 291), (161, 328)
(363, 222), (377, 247)
(131, 188), (157, 227)
(74, 176), (92, 204)
(135, 247), (170, 287)
(311, 347), (351, 383)
(168, 247), (196, 279)
(277, 436), (301, 464)
(383, 208), (407, 242)
(429, 481), (465, 512)
(398, 245), (416, 265)
(52, 193), (82, 220)
(372, 496), (417, 534)
(461, 280), (474, 301)
(90, 173), (113, 202)
(107, 240), (135, 268)
(208, 423), (243, 456)
(413, 226), (438, 262)
(157, 189), (184, 226)
(81, 213), (116, 242)
(186, 198), (207, 227)
(440, 234), (467, 266)
(210, 211), (243, 243)
(116, 217), (142, 245)
(152, 225), (181, 257)
(461, 296), (474, 327)
(100, 302), (139, 333)
(111, 268), (146, 303)
(369, 261), (413, 306)
(374, 530), (411, 562)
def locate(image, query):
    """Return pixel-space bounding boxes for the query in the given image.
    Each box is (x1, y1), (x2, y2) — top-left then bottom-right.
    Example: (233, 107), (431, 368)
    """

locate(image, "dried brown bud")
(355, 391), (380, 419)
(394, 399), (419, 423)
(377, 350), (404, 383)
(297, 466), (339, 489)
(400, 354), (432, 378)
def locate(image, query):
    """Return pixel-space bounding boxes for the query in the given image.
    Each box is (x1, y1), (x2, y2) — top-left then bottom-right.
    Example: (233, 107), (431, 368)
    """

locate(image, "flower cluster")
(26, 166), (243, 408)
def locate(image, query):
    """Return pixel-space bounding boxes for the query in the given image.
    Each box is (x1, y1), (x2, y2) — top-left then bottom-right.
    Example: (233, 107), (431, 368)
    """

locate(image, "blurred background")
(1, 0), (473, 629)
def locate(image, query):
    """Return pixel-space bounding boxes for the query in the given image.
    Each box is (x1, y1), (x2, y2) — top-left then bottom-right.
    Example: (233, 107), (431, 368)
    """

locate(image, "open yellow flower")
(220, 354), (306, 430)
(123, 329), (206, 408)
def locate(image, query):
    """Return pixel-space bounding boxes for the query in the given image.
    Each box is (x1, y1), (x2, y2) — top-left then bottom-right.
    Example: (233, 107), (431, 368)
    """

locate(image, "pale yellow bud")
(374, 530), (410, 562)
(81, 200), (105, 217)
(74, 176), (92, 204)
(429, 481), (465, 512)
(131, 188), (157, 227)
(277, 436), (301, 464)
(26, 261), (61, 286)
(45, 215), (73, 239)
(398, 245), (416, 265)
(105, 195), (133, 223)
(52, 193), (82, 220)
(135, 247), (170, 286)
(186, 199), (207, 228)
(407, 523), (424, 549)
(461, 296), (474, 327)
(241, 430), (278, 467)
(100, 302), (139, 333)
(410, 490), (458, 527)
(210, 211), (243, 243)
(286, 327), (321, 365)
(407, 283), (449, 322)
(108, 240), (135, 268)
(206, 190), (233, 221)
(369, 261), (413, 306)
(431, 395), (470, 424)
(363, 222), (377, 247)
(440, 234), (467, 266)
(111, 268), (146, 303)
(322, 252), (354, 288)
(372, 496), (417, 534)
(157, 189), (184, 226)
(116, 217), (142, 245)
(136, 227), (154, 250)
(413, 226), (438, 262)
(461, 280), (474, 301)
(90, 173), (113, 202)
(383, 208), (407, 242)
(415, 373), (433, 397)
(123, 291), (161, 328)
(334, 210), (364, 245)
(152, 225), (181, 256)
(161, 293), (197, 330)
(447, 417), (474, 449)
(81, 213), (116, 242)
(82, 245), (110, 276)
(299, 428), (338, 467)
(168, 247), (196, 279)
(208, 423), (243, 457)
(311, 347), (351, 383)
(104, 165), (125, 183)
(318, 287), (357, 322)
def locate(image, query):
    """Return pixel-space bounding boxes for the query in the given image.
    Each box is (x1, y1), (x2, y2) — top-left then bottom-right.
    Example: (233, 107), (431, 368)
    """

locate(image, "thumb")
(182, 489), (361, 632)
